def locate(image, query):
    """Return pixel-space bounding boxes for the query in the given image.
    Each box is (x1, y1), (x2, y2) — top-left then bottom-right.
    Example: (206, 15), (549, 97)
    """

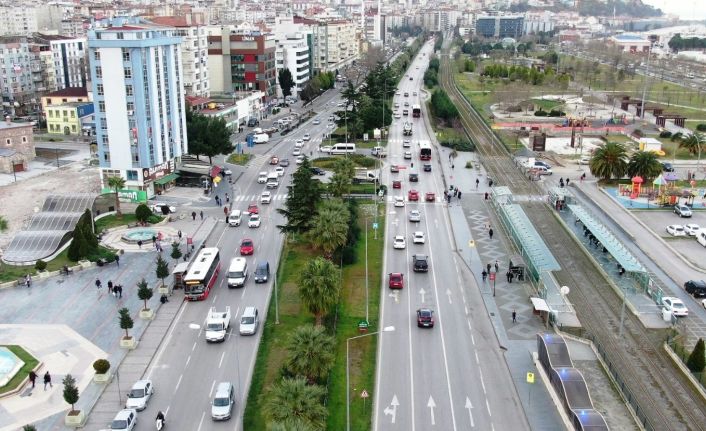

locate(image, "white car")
(662, 296), (688, 317)
(295, 140), (304, 148)
(413, 231), (426, 244)
(319, 145), (332, 153)
(257, 171), (268, 184)
(666, 225), (686, 236)
(404, 151), (412, 159)
(408, 210), (421, 222)
(150, 203), (176, 214)
(313, 119), (321, 125)
(293, 148), (302, 156)
(248, 214), (261, 228)
(393, 235), (406, 249)
(413, 91), (418, 96)
(125, 380), (153, 411)
(684, 223), (700, 236)
(260, 191), (272, 204)
(403, 140), (411, 148)
(296, 156), (305, 164)
(275, 167), (285, 177)
(394, 103), (400, 108)
(394, 196), (405, 207)
(303, 134), (310, 141)
(110, 409), (137, 431)
(702, 298), (706, 309)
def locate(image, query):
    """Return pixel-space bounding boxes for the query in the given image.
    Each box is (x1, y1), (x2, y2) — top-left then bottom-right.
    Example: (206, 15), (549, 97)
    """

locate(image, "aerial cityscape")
(0, 0), (705, 430)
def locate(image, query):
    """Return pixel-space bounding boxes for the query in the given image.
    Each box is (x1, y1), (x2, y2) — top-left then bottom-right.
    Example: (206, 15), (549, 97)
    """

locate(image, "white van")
(266, 172), (279, 189)
(257, 172), (268, 184)
(697, 230), (706, 247)
(330, 143), (356, 155)
(227, 210), (242, 227)
(227, 257), (248, 288)
(239, 307), (259, 335)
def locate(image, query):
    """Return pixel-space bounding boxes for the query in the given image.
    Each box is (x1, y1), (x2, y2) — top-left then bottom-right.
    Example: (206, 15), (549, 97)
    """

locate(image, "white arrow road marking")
(389, 290), (400, 303)
(446, 288), (453, 304)
(465, 397), (475, 427)
(384, 395), (399, 423)
(427, 396), (436, 425)
(419, 288), (427, 303)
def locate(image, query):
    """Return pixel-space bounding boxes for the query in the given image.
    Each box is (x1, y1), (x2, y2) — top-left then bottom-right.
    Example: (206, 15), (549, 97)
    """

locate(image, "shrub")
(465, 161), (473, 168)
(92, 359), (110, 374)
(697, 123), (706, 132)
(440, 140), (475, 152)
(135, 204), (152, 223)
(548, 110), (565, 117)
(659, 131), (672, 138)
(22, 426), (37, 431)
(632, 129), (644, 138)
(35, 260), (47, 271)
(137, 278), (153, 310)
(534, 110), (547, 117)
(147, 215), (162, 224)
(687, 338), (705, 373)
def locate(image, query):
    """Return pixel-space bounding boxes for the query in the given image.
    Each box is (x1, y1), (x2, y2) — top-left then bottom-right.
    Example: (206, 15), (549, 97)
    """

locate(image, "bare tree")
(361, 46), (385, 71)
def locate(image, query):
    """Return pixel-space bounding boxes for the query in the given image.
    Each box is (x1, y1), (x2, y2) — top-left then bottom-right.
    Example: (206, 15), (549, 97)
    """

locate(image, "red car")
(240, 238), (254, 255)
(417, 308), (434, 328)
(270, 156), (279, 165)
(247, 203), (259, 214)
(408, 190), (419, 201)
(392, 180), (402, 189)
(425, 192), (436, 202)
(389, 273), (404, 289)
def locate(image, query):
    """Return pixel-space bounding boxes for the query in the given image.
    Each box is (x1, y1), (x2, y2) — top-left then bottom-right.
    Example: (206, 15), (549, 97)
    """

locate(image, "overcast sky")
(640, 0), (706, 20)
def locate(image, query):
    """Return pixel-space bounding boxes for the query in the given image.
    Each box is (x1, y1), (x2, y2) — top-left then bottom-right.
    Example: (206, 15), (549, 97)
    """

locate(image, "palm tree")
(268, 419), (316, 431)
(627, 151), (663, 181)
(328, 158), (355, 197)
(106, 176), (126, 218)
(298, 257), (341, 326)
(589, 141), (628, 181)
(262, 377), (327, 431)
(308, 201), (349, 259)
(0, 215), (8, 232)
(675, 132), (704, 168)
(285, 325), (336, 383)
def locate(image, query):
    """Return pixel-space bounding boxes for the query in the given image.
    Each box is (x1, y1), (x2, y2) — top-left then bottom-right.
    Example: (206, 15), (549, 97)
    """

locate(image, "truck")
(403, 122), (413, 136)
(205, 306), (231, 342)
(371, 146), (387, 158)
(253, 133), (269, 144)
(353, 168), (379, 184)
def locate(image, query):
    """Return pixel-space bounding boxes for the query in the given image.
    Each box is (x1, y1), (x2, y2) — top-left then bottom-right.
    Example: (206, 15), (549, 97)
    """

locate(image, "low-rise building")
(45, 102), (94, 135)
(0, 118), (35, 174)
(610, 34), (651, 53)
(40, 86), (91, 118)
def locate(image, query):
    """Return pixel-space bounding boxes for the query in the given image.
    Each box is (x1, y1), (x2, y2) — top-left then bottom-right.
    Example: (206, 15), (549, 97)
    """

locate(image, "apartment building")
(0, 6), (38, 37)
(475, 15), (525, 39)
(48, 36), (87, 90)
(151, 15), (210, 97)
(207, 28), (276, 100)
(293, 17), (358, 73)
(276, 33), (311, 98)
(0, 37), (36, 115)
(88, 17), (187, 196)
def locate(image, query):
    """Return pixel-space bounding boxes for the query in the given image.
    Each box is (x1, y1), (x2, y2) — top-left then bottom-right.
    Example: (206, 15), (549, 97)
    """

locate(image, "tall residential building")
(88, 17), (187, 196)
(0, 37), (36, 115)
(0, 6), (38, 37)
(293, 17), (358, 73)
(47, 36), (87, 90)
(475, 15), (525, 39)
(151, 15), (210, 97)
(276, 33), (311, 98)
(207, 28), (276, 100)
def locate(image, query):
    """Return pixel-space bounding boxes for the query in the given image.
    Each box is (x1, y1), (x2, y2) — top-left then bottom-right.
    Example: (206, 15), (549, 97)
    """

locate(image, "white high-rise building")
(49, 36), (87, 90)
(276, 33), (311, 98)
(88, 17), (187, 196)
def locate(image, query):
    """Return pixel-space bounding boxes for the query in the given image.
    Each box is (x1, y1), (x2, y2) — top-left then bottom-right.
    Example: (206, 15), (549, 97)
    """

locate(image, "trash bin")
(662, 309), (672, 322)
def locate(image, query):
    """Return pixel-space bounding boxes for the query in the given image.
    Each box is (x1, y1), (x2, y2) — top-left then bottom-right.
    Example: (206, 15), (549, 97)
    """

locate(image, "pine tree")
(62, 374), (80, 413)
(170, 241), (182, 262)
(118, 308), (134, 338)
(155, 255), (169, 288)
(687, 338), (705, 373)
(137, 279), (153, 311)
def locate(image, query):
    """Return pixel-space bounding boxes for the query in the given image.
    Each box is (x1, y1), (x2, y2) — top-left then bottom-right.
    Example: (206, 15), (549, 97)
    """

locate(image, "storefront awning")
(154, 173), (179, 185)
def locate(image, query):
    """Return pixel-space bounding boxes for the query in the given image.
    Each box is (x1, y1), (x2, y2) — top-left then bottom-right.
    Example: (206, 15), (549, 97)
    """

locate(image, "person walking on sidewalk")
(25, 274), (31, 288)
(475, 178), (479, 189)
(191, 211), (197, 221)
(115, 254), (120, 267)
(95, 279), (102, 290)
(512, 310), (517, 323)
(458, 191), (462, 199)
(482, 270), (488, 282)
(107, 280), (113, 295)
(506, 270), (512, 282)
(29, 370), (37, 388)
(486, 263), (491, 274)
(495, 260), (499, 273)
(484, 192), (489, 200)
(200, 211), (204, 220)
(178, 230), (183, 241)
(43, 371), (52, 390)
(489, 228), (494, 239)
(115, 285), (123, 298)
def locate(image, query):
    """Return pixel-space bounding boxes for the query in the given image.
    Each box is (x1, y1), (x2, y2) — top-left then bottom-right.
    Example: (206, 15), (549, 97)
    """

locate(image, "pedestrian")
(447, 194), (451, 203)
(454, 189), (458, 197)
(43, 371), (52, 390)
(489, 179), (494, 187)
(200, 211), (204, 220)
(484, 192), (489, 200)
(458, 191), (462, 199)
(137, 240), (143, 249)
(25, 274), (31, 288)
(95, 278), (102, 290)
(225, 193), (230, 203)
(506, 270), (511, 282)
(475, 178), (479, 189)
(489, 228), (494, 239)
(192, 211), (196, 221)
(512, 310), (517, 323)
(486, 263), (491, 274)
(178, 230), (182, 240)
(444, 190), (448, 200)
(495, 260), (499, 273)
(509, 272), (514, 283)
(157, 243), (163, 253)
(452, 164), (455, 169)
(116, 285), (123, 298)
(482, 270), (488, 282)
(223, 206), (229, 216)
(29, 370), (37, 388)
(115, 254), (120, 267)
(559, 177), (563, 185)
(566, 178), (570, 186)
(107, 280), (113, 294)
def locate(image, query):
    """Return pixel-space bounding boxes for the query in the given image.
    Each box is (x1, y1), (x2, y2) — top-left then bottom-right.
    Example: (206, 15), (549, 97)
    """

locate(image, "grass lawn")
(95, 214), (140, 233)
(348, 183), (377, 194)
(0, 248), (74, 283)
(0, 345), (39, 395)
(531, 98), (564, 111)
(243, 203), (385, 431)
(227, 153), (253, 165)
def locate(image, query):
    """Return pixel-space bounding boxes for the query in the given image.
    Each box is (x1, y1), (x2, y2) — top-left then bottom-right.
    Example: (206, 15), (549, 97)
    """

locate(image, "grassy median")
(244, 202), (385, 430)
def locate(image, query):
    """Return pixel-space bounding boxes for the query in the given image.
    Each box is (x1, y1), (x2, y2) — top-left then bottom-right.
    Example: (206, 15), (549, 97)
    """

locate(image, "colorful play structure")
(618, 175), (703, 207)
(605, 114), (629, 125)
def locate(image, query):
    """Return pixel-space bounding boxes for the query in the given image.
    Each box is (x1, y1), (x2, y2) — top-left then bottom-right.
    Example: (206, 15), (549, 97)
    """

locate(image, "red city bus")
(419, 141), (432, 161)
(184, 247), (221, 301)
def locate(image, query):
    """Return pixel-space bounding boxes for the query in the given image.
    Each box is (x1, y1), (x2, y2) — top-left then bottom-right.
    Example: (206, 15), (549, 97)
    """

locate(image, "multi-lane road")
(373, 42), (529, 431)
(131, 89), (345, 430)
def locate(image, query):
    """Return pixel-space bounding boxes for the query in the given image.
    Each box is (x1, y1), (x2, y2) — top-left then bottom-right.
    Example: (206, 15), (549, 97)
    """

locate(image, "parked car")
(666, 225), (686, 236)
(423, 163), (432, 172)
(661, 162), (675, 172)
(311, 167), (325, 175)
(110, 409), (137, 431)
(125, 380), (153, 411)
(684, 223), (700, 235)
(416, 308), (434, 328)
(674, 204), (692, 218)
(662, 296), (688, 317)
(389, 272), (404, 289)
(151, 203), (176, 214)
(279, 159), (290, 167)
(685, 279), (706, 297)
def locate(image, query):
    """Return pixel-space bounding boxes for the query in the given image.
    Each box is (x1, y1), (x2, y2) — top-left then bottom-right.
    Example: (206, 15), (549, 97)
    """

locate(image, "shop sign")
(101, 188), (147, 203)
(143, 160), (174, 182)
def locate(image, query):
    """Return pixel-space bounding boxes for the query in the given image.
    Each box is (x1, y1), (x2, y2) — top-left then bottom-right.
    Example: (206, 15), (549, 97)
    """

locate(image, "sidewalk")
(0, 215), (217, 431)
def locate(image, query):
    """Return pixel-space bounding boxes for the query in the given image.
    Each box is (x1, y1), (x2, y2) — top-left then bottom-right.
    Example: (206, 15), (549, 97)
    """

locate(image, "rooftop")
(43, 87), (89, 99)
(613, 34), (649, 41)
(0, 121), (33, 131)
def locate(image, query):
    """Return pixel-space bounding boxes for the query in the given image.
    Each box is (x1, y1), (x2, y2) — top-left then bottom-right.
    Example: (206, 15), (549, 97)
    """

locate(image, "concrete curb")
(662, 343), (706, 404)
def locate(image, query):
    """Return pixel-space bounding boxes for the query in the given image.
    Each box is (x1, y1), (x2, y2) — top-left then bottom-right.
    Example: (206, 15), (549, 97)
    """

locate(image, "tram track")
(439, 45), (706, 430)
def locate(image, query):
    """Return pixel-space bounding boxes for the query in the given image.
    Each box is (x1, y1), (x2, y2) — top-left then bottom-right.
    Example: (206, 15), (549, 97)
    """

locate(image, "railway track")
(439, 46), (706, 430)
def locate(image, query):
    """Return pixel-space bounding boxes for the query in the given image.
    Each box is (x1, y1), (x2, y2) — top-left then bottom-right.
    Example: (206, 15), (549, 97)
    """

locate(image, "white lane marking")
(464, 306), (469, 315)
(446, 288), (453, 304)
(384, 395), (399, 423)
(479, 371), (486, 394)
(174, 374), (183, 393)
(209, 380), (216, 397)
(192, 342), (197, 352)
(465, 397), (475, 427)
(474, 351), (480, 365)
(486, 399), (492, 416)
(427, 396), (437, 425)
(145, 300), (189, 380)
(219, 351), (226, 368)
(185, 355), (191, 368)
(196, 411), (206, 431)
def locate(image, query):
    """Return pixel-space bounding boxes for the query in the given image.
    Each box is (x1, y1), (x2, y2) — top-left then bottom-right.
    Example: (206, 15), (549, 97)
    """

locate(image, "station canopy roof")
(504, 203), (561, 273)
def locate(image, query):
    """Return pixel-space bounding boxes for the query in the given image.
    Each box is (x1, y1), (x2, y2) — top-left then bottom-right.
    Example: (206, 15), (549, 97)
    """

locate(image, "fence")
(667, 339), (706, 387)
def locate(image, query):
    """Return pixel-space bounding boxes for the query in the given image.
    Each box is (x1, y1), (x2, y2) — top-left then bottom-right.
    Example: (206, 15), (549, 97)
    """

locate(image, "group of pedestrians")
(28, 370), (53, 390)
(96, 278), (123, 298)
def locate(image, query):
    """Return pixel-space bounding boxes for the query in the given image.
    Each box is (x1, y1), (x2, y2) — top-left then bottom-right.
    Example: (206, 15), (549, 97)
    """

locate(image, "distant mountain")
(508, 0), (663, 18)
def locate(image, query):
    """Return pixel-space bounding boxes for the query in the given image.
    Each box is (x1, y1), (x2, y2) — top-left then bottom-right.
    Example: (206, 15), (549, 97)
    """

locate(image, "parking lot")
(635, 207), (706, 269)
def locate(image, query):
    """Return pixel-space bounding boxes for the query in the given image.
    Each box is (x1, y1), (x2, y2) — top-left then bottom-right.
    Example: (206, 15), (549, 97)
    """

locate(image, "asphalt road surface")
(373, 42), (529, 431)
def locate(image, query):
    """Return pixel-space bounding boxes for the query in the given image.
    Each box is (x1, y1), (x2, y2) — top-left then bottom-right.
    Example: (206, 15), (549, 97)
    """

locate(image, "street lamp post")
(365, 218), (369, 323)
(346, 326), (395, 431)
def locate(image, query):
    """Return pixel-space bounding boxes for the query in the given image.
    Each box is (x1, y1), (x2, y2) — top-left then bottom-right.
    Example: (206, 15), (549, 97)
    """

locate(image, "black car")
(412, 254), (429, 272)
(311, 167), (325, 175)
(423, 164), (432, 172)
(685, 280), (706, 297)
(247, 118), (259, 127)
(416, 308), (434, 328)
(409, 173), (419, 182)
(254, 261), (270, 283)
(661, 162), (675, 172)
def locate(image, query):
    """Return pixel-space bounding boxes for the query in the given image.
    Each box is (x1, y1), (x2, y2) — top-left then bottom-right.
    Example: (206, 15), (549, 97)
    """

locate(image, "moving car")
(393, 235), (406, 249)
(413, 254), (429, 272)
(279, 159), (290, 167)
(311, 167), (325, 175)
(211, 382), (235, 421)
(423, 163), (432, 172)
(125, 380), (153, 411)
(684, 223), (700, 235)
(413, 231), (425, 244)
(110, 409), (137, 431)
(403, 140), (411, 148)
(662, 296), (688, 317)
(404, 151), (412, 159)
(409, 173), (418, 182)
(260, 191), (272, 204)
(303, 133), (311, 141)
(248, 214), (261, 228)
(392, 180), (402, 189)
(270, 156), (279, 165)
(685, 280), (706, 297)
(674, 204), (692, 218)
(394, 196), (405, 207)
(293, 148), (302, 156)
(408, 209), (421, 222)
(247, 203), (259, 215)
(239, 306), (259, 335)
(227, 210), (242, 227)
(666, 225), (686, 236)
(390, 164), (399, 173)
(389, 273), (404, 289)
(425, 192), (436, 202)
(239, 239), (254, 255)
(295, 139), (304, 147)
(275, 167), (285, 177)
(257, 172), (268, 184)
(416, 308), (434, 328)
(296, 156), (305, 164)
(254, 261), (270, 283)
(151, 203), (176, 214)
(408, 190), (419, 201)
(312, 119), (320, 125)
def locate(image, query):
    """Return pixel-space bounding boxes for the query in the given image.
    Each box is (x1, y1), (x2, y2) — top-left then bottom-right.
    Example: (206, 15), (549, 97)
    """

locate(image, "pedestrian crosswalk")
(232, 193), (289, 203)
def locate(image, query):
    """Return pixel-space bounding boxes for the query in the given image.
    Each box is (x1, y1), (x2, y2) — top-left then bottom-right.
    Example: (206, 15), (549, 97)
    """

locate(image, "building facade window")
(99, 101), (105, 112)
(97, 83), (103, 95)
(124, 67), (132, 78)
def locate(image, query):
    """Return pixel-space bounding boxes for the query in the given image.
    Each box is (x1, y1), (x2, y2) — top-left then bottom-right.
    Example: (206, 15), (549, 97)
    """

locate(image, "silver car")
(211, 382), (234, 420)
(408, 210), (421, 222)
(125, 380), (153, 411)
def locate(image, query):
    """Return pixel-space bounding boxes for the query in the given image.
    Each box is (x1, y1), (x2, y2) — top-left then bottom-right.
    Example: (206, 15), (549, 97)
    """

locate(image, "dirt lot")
(0, 159), (100, 253)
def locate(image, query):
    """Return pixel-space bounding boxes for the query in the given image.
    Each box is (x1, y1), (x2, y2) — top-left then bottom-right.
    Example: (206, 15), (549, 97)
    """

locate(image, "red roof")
(44, 87), (88, 98)
(150, 16), (190, 27)
(185, 96), (211, 106)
